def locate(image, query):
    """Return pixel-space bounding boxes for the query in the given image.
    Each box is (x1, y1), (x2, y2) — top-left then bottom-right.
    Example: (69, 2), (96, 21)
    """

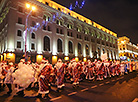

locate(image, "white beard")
(56, 62), (62, 69)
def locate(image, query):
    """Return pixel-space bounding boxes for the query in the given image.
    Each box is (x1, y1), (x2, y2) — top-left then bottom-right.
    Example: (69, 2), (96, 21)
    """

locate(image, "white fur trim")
(39, 90), (49, 94)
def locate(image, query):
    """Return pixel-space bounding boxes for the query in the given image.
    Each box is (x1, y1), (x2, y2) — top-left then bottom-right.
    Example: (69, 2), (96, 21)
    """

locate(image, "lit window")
(86, 45), (89, 55)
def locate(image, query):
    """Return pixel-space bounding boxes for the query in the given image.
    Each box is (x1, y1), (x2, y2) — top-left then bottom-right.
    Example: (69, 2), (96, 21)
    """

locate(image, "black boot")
(6, 84), (12, 94)
(56, 88), (60, 92)
(17, 90), (24, 97)
(44, 94), (51, 99)
(72, 85), (76, 88)
(0, 83), (2, 91)
(36, 93), (42, 98)
(7, 90), (12, 94)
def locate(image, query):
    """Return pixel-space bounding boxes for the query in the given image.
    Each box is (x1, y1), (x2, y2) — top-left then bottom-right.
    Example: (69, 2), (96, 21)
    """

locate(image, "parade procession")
(0, 58), (137, 99)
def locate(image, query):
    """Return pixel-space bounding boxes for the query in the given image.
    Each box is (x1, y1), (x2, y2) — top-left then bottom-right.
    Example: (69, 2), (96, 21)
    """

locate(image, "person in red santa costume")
(96, 60), (104, 80)
(86, 60), (95, 81)
(54, 59), (65, 92)
(4, 62), (15, 94)
(72, 58), (80, 88)
(103, 60), (111, 78)
(0, 62), (5, 90)
(36, 59), (53, 99)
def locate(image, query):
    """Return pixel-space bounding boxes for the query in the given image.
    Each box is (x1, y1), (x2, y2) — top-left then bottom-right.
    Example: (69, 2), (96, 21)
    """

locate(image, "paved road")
(0, 71), (138, 102)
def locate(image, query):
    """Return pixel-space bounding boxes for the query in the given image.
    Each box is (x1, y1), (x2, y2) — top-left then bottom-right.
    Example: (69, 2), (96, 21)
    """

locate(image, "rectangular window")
(77, 34), (79, 38)
(60, 29), (63, 34)
(67, 31), (70, 36)
(43, 25), (46, 30)
(32, 21), (36, 27)
(48, 26), (51, 31)
(70, 32), (73, 37)
(31, 43), (35, 50)
(58, 8), (61, 11)
(17, 41), (21, 48)
(79, 35), (81, 39)
(17, 30), (22, 36)
(32, 11), (36, 17)
(18, 6), (23, 13)
(56, 28), (59, 33)
(18, 17), (22, 24)
(45, 2), (49, 5)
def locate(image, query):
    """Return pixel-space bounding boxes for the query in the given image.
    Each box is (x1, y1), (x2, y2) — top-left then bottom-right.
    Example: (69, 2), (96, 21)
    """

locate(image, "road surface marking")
(116, 78), (119, 80)
(50, 96), (62, 101)
(132, 98), (138, 102)
(81, 88), (89, 92)
(91, 85), (97, 89)
(106, 81), (110, 84)
(68, 92), (77, 96)
(99, 83), (104, 86)
(112, 79), (115, 82)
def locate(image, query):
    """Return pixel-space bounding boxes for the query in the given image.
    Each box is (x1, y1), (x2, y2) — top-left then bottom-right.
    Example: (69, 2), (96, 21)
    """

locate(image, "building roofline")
(36, 0), (117, 37)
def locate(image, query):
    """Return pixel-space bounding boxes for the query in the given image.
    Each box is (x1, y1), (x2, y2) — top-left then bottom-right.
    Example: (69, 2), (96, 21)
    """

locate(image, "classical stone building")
(118, 36), (138, 61)
(0, 0), (119, 64)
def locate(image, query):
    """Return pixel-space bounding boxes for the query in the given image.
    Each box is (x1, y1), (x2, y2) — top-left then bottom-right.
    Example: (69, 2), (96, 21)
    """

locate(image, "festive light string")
(23, 0), (86, 41)
(69, 0), (85, 10)
(23, 12), (63, 42)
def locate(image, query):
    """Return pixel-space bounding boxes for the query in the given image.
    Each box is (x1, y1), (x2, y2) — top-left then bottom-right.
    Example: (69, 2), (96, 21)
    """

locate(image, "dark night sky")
(53, 0), (138, 44)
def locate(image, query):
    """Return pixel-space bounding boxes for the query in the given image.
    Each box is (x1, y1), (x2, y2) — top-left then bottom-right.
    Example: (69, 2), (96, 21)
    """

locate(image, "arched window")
(17, 30), (22, 36)
(114, 51), (116, 59)
(107, 50), (109, 58)
(31, 33), (35, 39)
(57, 39), (62, 52)
(68, 41), (73, 53)
(103, 49), (105, 54)
(86, 45), (89, 55)
(98, 47), (101, 58)
(78, 43), (82, 54)
(44, 36), (50, 51)
(111, 50), (113, 60)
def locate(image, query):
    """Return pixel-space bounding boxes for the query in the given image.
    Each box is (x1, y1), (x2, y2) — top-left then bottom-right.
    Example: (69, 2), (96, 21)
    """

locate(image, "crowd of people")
(0, 58), (137, 99)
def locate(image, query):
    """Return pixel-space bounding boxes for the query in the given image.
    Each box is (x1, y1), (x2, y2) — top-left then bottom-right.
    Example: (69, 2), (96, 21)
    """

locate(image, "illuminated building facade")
(0, 0), (119, 64)
(118, 36), (138, 61)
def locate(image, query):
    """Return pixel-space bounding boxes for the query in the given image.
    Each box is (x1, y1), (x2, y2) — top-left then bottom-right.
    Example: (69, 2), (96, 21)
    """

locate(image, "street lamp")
(24, 3), (36, 61)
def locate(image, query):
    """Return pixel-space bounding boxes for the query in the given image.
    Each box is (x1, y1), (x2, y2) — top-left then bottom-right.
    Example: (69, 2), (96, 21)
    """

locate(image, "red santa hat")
(72, 58), (76, 62)
(58, 58), (62, 62)
(20, 59), (25, 62)
(45, 60), (49, 63)
(88, 59), (91, 62)
(98, 60), (101, 63)
(24, 62), (27, 65)
(27, 60), (31, 64)
(42, 58), (46, 63)
(9, 62), (13, 66)
(94, 59), (97, 62)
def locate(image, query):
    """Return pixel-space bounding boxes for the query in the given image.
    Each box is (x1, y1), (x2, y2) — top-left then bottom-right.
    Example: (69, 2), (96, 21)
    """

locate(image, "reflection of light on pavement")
(50, 96), (62, 101)
(36, 98), (41, 102)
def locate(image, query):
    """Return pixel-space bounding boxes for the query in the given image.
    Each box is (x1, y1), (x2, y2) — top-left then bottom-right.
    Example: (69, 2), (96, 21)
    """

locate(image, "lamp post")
(24, 3), (36, 61)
